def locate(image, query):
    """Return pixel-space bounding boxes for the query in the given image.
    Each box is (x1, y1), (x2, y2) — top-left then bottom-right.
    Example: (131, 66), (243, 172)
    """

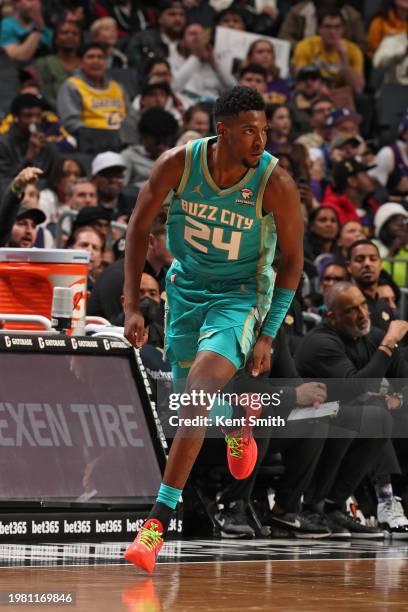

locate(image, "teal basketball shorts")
(164, 263), (268, 374)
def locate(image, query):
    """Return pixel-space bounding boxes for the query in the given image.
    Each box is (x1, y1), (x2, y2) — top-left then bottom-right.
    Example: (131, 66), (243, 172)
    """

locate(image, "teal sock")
(156, 483), (182, 510)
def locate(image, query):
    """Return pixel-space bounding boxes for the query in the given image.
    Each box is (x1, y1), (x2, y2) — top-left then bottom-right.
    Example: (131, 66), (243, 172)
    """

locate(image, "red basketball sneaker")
(224, 400), (260, 480)
(124, 518), (164, 573)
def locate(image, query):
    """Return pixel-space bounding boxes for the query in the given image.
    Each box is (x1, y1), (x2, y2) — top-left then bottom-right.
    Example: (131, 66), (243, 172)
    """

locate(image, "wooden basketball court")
(0, 539), (407, 611)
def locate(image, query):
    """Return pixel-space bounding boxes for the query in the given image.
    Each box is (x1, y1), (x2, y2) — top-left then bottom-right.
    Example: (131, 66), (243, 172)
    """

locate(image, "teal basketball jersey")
(167, 136), (279, 303)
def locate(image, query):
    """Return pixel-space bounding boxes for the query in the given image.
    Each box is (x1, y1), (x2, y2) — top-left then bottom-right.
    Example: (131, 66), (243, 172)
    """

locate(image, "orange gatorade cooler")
(0, 249), (90, 333)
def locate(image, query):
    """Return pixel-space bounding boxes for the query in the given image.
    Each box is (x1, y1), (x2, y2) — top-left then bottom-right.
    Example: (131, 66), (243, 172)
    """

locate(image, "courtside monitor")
(0, 334), (165, 508)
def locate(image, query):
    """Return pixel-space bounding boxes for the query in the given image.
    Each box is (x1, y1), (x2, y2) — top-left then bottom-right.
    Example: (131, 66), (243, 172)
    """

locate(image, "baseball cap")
(16, 205), (46, 226)
(329, 134), (363, 151)
(73, 206), (113, 230)
(325, 107), (361, 129)
(332, 157), (376, 190)
(158, 0), (183, 13)
(91, 152), (126, 177)
(374, 203), (408, 238)
(297, 65), (322, 81)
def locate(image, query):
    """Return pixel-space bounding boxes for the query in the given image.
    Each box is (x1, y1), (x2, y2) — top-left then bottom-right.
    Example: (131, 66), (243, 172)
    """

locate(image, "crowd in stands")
(0, 0), (408, 541)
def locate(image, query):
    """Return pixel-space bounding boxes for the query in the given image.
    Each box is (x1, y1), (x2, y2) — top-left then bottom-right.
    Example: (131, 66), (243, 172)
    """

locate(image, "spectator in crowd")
(66, 225), (104, 288)
(8, 203), (46, 248)
(304, 205), (339, 262)
(42, 0), (90, 30)
(72, 206), (113, 241)
(367, 0), (408, 59)
(17, 178), (54, 248)
(171, 22), (236, 103)
(335, 219), (365, 260)
(296, 282), (408, 537)
(279, 1), (366, 50)
(92, 0), (150, 42)
(56, 177), (99, 241)
(0, 93), (59, 180)
(244, 38), (291, 105)
(237, 63), (267, 96)
(292, 9), (365, 96)
(0, 0), (53, 63)
(347, 239), (395, 330)
(290, 67), (331, 137)
(295, 95), (334, 151)
(121, 80), (178, 148)
(322, 157), (379, 233)
(87, 209), (171, 320)
(110, 273), (165, 347)
(90, 17), (128, 69)
(91, 151), (136, 216)
(213, 330), (330, 539)
(328, 133), (364, 165)
(126, 0), (186, 71)
(38, 157), (85, 224)
(182, 103), (211, 138)
(57, 42), (128, 136)
(265, 104), (292, 155)
(65, 177), (98, 211)
(373, 203), (408, 258)
(122, 107), (179, 188)
(372, 28), (408, 86)
(0, 166), (45, 247)
(373, 203), (408, 287)
(143, 56), (186, 119)
(0, 85), (76, 153)
(306, 258), (348, 314)
(324, 107), (361, 142)
(215, 6), (247, 31)
(369, 114), (408, 202)
(377, 282), (399, 315)
(33, 20), (82, 110)
(319, 259), (349, 297)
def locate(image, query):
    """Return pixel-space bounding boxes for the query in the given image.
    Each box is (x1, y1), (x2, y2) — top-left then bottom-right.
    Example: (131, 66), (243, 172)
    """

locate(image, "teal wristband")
(262, 288), (295, 338)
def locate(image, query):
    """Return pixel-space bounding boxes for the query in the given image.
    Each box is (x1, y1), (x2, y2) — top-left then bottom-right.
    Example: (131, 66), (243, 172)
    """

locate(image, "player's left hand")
(248, 334), (273, 377)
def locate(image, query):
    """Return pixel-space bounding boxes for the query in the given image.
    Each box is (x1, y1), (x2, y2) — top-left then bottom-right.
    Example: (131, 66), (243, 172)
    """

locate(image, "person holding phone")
(0, 93), (59, 180)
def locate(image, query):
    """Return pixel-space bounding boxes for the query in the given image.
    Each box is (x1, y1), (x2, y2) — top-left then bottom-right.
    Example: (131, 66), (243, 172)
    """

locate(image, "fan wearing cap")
(369, 114), (408, 201)
(91, 151), (137, 217)
(329, 133), (364, 164)
(322, 157), (379, 233)
(121, 80), (176, 148)
(324, 107), (361, 140)
(373, 203), (408, 288)
(292, 9), (364, 95)
(0, 167), (46, 248)
(0, 93), (60, 181)
(72, 205), (113, 240)
(290, 68), (332, 136)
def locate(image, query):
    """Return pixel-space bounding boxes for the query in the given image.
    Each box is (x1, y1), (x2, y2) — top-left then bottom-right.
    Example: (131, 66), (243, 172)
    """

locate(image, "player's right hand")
(124, 310), (145, 348)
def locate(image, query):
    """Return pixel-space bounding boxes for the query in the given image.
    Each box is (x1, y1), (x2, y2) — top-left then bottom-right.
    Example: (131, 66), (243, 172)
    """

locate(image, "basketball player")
(123, 87), (303, 572)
